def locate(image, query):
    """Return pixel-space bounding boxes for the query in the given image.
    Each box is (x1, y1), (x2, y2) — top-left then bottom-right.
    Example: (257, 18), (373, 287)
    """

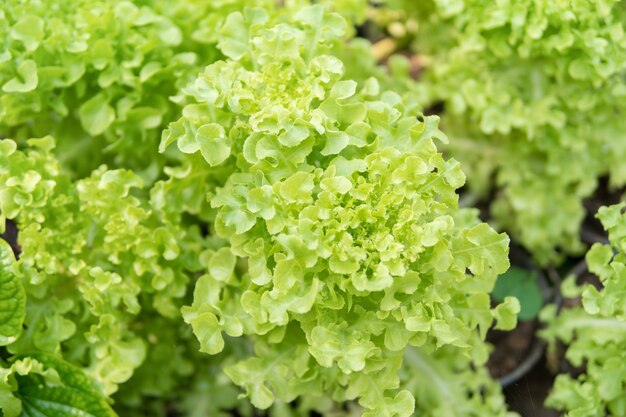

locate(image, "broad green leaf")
(362, 390), (415, 417)
(452, 224), (510, 276)
(218, 9), (269, 60)
(246, 186), (276, 220)
(278, 125), (309, 147)
(0, 240), (25, 346)
(320, 131), (349, 155)
(225, 359), (275, 409)
(10, 354), (117, 417)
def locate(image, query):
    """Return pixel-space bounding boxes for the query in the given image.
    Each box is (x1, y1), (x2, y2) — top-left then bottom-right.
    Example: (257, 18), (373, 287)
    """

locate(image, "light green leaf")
(492, 267), (542, 321)
(362, 390), (415, 417)
(218, 12), (247, 60)
(278, 172), (314, 203)
(0, 139), (17, 157)
(247, 186), (276, 220)
(330, 80), (357, 100)
(225, 359), (275, 409)
(79, 94), (115, 136)
(320, 131), (349, 155)
(452, 224), (510, 276)
(218, 9), (269, 60)
(181, 307), (224, 355)
(3, 60), (38, 93)
(493, 296), (520, 330)
(11, 15), (44, 51)
(197, 123), (230, 166)
(208, 247), (237, 282)
(278, 125), (309, 147)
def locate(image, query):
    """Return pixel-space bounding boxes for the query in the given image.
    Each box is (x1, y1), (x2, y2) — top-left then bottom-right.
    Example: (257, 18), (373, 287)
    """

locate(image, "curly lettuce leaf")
(166, 5), (516, 415)
(542, 203), (626, 415)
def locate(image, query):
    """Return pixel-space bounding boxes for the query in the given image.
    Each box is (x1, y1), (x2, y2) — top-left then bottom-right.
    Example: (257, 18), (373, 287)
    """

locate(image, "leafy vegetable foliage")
(375, 0), (626, 265)
(0, 245), (97, 417)
(402, 346), (517, 417)
(542, 203), (626, 416)
(162, 5), (518, 415)
(0, 137), (248, 416)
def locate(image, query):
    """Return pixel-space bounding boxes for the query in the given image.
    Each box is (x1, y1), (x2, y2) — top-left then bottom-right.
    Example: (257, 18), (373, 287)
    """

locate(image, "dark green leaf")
(492, 267), (542, 321)
(0, 240), (25, 346)
(15, 354), (117, 417)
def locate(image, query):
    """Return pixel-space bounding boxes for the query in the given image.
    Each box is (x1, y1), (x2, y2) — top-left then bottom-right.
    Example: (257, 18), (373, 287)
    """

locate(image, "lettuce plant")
(541, 203), (626, 416)
(373, 0), (626, 265)
(0, 137), (251, 416)
(163, 5), (518, 416)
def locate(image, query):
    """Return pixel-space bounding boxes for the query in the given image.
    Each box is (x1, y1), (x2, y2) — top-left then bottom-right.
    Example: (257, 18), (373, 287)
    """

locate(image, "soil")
(1, 219), (20, 257)
(488, 321), (536, 379)
(503, 359), (559, 417)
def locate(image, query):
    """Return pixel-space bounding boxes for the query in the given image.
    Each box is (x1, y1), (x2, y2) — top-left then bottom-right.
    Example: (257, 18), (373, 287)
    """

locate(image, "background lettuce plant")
(541, 203), (626, 416)
(372, 0), (626, 265)
(0, 137), (253, 416)
(0, 0), (287, 179)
